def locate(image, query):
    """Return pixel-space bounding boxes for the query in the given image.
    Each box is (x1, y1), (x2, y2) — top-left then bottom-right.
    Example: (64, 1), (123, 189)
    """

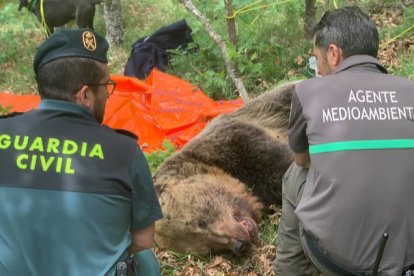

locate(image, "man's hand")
(129, 223), (156, 254)
(293, 151), (310, 168)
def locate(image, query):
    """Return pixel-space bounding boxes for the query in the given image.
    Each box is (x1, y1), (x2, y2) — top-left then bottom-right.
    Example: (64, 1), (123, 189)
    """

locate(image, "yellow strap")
(227, 0), (296, 19)
(380, 23), (414, 47)
(40, 0), (51, 36)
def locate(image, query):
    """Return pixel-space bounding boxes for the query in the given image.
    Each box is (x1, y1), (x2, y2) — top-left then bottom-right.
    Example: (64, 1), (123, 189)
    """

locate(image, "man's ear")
(75, 85), (93, 108)
(327, 43), (343, 67)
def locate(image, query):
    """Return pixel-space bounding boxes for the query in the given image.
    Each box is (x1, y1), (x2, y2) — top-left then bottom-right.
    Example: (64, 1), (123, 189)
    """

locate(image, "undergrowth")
(145, 140), (176, 173)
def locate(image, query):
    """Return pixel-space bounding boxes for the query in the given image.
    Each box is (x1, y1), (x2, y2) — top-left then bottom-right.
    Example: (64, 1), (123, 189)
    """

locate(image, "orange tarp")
(0, 69), (243, 153)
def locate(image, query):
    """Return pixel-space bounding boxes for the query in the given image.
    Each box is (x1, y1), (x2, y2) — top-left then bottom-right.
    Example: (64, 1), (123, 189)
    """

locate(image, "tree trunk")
(103, 0), (123, 45)
(179, 0), (250, 102)
(224, 0), (237, 47)
(304, 0), (316, 39)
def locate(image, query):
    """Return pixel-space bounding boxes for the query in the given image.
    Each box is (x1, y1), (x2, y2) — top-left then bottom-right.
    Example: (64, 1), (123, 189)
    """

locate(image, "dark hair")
(36, 57), (107, 101)
(312, 6), (379, 58)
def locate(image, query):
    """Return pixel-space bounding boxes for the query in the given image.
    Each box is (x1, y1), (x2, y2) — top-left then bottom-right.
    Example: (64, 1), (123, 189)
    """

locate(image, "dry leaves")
(156, 243), (277, 276)
(371, 4), (413, 72)
(379, 36), (414, 71)
(371, 6), (404, 28)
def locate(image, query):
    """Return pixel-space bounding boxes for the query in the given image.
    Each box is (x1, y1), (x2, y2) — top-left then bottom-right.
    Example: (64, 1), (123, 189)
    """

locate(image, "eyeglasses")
(87, 79), (117, 95)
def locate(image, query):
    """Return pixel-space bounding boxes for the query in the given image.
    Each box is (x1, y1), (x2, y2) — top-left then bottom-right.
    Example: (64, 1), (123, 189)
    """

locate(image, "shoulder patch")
(114, 128), (139, 141)
(0, 112), (24, 119)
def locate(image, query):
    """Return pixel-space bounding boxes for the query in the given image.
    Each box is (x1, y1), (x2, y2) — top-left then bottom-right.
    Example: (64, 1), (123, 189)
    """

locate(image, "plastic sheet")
(0, 69), (243, 152)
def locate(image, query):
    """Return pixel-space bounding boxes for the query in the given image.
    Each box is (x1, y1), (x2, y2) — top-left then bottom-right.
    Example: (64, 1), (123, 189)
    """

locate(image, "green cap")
(33, 29), (109, 73)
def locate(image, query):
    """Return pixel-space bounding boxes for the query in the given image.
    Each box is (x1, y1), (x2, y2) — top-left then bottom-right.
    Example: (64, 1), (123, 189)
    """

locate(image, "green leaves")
(0, 105), (11, 115)
(144, 140), (176, 173)
(168, 0), (309, 98)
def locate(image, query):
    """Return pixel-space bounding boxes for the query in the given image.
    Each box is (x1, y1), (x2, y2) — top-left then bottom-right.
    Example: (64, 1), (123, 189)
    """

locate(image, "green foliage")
(168, 0), (311, 99)
(260, 217), (279, 246)
(389, 5), (414, 37)
(394, 49), (414, 79)
(0, 104), (11, 115)
(362, 0), (404, 12)
(0, 3), (41, 93)
(374, 4), (414, 79)
(144, 140), (175, 173)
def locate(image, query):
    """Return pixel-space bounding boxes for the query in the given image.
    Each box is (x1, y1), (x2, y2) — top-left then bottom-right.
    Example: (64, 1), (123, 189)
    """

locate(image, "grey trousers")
(273, 163), (318, 276)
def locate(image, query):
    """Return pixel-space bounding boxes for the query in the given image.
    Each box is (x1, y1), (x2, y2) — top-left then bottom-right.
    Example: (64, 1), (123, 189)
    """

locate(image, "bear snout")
(233, 239), (251, 255)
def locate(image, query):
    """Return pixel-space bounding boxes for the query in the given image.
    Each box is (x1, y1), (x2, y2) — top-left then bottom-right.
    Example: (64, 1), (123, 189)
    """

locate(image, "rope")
(380, 22), (414, 47)
(227, 0), (296, 19)
(249, 14), (261, 27)
(39, 0), (51, 36)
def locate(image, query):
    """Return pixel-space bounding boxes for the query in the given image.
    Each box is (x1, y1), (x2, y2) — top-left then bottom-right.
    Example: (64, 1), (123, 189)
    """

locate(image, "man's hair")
(312, 6), (379, 58)
(36, 57), (107, 101)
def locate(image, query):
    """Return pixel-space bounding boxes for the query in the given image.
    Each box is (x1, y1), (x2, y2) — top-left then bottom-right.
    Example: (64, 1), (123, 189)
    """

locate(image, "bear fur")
(153, 81), (297, 255)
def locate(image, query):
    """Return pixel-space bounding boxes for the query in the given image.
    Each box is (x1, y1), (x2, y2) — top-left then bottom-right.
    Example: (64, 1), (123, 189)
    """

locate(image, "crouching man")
(274, 6), (414, 275)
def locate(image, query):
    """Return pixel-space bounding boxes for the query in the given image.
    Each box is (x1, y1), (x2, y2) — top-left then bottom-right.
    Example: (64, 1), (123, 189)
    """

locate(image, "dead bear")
(153, 81), (297, 255)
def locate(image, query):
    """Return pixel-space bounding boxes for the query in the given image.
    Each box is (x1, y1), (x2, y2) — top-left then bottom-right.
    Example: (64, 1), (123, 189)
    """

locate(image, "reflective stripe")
(309, 139), (414, 154)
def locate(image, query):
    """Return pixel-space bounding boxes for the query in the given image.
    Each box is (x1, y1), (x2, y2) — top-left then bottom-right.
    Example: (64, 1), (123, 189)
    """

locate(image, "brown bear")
(153, 81), (297, 255)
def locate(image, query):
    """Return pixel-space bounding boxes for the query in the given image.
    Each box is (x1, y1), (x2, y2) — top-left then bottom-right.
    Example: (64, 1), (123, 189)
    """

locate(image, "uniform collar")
(335, 55), (387, 74)
(38, 99), (95, 120)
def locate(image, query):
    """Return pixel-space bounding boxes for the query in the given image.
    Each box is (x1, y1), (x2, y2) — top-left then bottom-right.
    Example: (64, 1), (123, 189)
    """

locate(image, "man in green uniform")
(0, 29), (163, 275)
(274, 6), (414, 275)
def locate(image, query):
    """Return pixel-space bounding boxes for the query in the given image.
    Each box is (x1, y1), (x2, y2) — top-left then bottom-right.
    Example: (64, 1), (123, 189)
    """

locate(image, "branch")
(179, 0), (250, 102)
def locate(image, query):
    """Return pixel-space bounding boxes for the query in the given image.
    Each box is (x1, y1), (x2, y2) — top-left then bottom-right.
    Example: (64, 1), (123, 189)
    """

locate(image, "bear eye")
(197, 220), (207, 229)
